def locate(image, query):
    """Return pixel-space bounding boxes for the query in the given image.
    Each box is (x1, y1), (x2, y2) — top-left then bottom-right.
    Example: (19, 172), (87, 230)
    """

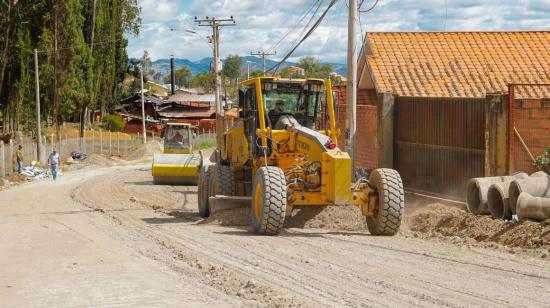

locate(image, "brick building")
(338, 31), (550, 199)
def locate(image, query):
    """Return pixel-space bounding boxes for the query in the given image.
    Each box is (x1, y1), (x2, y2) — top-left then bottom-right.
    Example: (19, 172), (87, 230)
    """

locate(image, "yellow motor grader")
(198, 77), (404, 235)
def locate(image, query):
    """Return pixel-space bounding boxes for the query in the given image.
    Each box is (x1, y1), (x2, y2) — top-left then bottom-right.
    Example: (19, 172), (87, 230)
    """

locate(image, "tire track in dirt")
(72, 166), (550, 307)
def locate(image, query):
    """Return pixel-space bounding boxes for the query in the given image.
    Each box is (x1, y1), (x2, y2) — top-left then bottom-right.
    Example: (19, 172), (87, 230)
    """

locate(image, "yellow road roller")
(152, 122), (201, 185)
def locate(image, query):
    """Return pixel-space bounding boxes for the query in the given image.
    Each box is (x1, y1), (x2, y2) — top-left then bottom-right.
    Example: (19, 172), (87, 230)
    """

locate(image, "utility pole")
(170, 55), (176, 95)
(195, 16), (236, 153)
(34, 49), (42, 161)
(140, 68), (147, 144)
(246, 61), (252, 79)
(347, 0), (357, 178)
(250, 51), (276, 74)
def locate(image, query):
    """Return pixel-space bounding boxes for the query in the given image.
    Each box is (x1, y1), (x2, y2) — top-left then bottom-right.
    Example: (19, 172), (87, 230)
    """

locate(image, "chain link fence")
(0, 130), (144, 177)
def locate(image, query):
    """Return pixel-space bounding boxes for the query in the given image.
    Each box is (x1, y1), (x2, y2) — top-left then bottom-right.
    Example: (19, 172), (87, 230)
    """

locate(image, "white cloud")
(128, 0), (550, 62)
(139, 0), (182, 22)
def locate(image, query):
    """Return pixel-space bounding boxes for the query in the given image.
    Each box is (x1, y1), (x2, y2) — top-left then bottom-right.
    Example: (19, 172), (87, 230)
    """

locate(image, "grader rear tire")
(208, 164), (235, 197)
(198, 165), (213, 217)
(366, 168), (404, 236)
(251, 167), (286, 235)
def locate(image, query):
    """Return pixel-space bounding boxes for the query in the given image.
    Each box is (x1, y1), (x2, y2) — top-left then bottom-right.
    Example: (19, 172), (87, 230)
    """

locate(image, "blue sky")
(127, 0), (550, 63)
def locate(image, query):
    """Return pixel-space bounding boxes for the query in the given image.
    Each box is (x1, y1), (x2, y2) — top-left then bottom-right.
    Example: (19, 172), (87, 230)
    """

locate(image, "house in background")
(336, 31), (550, 199)
(284, 65), (305, 77)
(146, 81), (169, 97)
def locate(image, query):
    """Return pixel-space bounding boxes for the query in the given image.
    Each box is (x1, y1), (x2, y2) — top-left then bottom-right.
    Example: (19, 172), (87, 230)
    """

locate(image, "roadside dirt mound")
(62, 154), (128, 171)
(285, 206), (368, 231)
(203, 206), (370, 232)
(125, 140), (162, 161)
(0, 173), (31, 190)
(407, 204), (550, 251)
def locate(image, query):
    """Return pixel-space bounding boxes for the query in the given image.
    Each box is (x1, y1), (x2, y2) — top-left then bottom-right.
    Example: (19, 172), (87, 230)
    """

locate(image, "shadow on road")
(125, 180), (154, 186)
(141, 211), (201, 224)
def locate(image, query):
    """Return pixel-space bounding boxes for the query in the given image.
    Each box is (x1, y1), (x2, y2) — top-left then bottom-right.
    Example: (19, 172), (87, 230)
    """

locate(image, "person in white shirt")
(47, 149), (61, 181)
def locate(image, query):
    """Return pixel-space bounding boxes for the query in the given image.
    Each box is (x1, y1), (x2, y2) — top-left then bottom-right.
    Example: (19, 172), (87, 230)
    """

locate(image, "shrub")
(101, 114), (125, 132)
(534, 146), (550, 174)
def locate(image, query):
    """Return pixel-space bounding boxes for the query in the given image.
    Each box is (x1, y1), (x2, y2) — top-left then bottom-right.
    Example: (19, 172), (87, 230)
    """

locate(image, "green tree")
(101, 114), (124, 131)
(189, 72), (215, 93)
(249, 69), (264, 78)
(164, 65), (192, 88)
(296, 56), (333, 79)
(0, 0), (140, 134)
(223, 54), (241, 80)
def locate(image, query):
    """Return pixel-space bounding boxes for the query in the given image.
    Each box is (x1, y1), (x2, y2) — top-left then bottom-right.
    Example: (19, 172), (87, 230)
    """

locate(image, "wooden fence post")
(0, 141), (5, 177)
(8, 139), (14, 175)
(92, 129), (95, 154)
(99, 129), (103, 154)
(109, 131), (112, 154)
(117, 132), (120, 154)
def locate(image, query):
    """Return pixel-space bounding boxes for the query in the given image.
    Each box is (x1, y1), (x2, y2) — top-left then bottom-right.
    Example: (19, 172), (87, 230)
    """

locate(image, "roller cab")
(152, 122), (201, 185)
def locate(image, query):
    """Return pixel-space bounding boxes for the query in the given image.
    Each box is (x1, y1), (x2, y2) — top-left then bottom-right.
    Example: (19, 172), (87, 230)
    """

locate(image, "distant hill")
(151, 56), (346, 78)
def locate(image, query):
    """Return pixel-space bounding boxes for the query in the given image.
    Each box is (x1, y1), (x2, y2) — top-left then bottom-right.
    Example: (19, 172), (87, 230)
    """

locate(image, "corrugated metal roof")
(157, 109), (216, 119)
(168, 93), (215, 103)
(364, 31), (550, 98)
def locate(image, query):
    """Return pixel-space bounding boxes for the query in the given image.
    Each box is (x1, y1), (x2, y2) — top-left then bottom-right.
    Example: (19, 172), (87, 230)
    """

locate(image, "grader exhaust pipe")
(467, 172), (528, 215)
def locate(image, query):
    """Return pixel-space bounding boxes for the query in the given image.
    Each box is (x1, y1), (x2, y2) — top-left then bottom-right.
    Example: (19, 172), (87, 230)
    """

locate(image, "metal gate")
(394, 97), (485, 199)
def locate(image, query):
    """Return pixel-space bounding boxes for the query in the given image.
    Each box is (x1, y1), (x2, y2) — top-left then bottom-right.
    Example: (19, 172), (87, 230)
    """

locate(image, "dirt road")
(1, 161), (549, 307)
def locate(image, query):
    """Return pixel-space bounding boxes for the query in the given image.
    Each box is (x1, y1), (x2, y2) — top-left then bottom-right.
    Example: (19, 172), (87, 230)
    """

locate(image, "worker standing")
(16, 145), (23, 174)
(47, 149), (61, 181)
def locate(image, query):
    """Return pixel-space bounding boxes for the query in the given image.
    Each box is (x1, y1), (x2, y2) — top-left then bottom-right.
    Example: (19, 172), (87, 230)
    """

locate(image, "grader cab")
(198, 77), (404, 235)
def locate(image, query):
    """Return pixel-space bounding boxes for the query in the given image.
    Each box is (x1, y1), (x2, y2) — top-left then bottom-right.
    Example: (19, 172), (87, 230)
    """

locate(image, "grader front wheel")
(366, 168), (404, 236)
(251, 167), (287, 235)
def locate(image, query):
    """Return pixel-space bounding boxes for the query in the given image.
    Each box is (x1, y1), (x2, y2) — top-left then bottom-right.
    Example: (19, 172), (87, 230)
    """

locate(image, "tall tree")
(189, 72), (215, 93)
(164, 65), (192, 88)
(296, 56), (333, 79)
(0, 0), (140, 133)
(223, 54), (242, 81)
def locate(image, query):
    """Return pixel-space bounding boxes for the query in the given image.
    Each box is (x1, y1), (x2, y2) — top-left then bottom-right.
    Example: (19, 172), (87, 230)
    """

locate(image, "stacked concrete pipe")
(487, 180), (515, 220)
(516, 192), (550, 221)
(467, 172), (529, 215)
(509, 172), (550, 216)
(487, 171), (547, 220)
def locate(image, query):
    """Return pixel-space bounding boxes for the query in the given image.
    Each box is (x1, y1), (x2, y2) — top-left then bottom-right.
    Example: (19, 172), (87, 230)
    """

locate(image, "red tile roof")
(363, 31), (550, 98)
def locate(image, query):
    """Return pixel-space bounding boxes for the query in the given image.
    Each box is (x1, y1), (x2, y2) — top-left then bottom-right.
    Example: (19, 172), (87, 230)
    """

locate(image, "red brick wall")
(333, 85), (379, 170)
(510, 99), (550, 173)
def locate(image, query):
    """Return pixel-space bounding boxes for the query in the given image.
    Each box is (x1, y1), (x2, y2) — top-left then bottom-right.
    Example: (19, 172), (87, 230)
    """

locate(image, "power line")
(278, 0), (324, 60)
(250, 50), (277, 74)
(266, 0), (321, 54)
(359, 0), (379, 13)
(268, 0), (338, 73)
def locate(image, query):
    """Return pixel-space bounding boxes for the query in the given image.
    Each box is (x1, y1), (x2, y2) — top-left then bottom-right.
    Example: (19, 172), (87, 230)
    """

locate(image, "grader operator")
(198, 77), (404, 235)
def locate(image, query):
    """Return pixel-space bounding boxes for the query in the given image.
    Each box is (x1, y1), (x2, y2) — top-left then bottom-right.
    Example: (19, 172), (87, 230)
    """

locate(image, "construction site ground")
(1, 145), (549, 307)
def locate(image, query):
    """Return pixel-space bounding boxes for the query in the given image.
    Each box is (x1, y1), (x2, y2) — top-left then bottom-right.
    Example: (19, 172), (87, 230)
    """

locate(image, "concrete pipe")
(508, 175), (550, 215)
(516, 192), (550, 221)
(487, 180), (514, 220)
(486, 171), (547, 220)
(467, 172), (529, 215)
